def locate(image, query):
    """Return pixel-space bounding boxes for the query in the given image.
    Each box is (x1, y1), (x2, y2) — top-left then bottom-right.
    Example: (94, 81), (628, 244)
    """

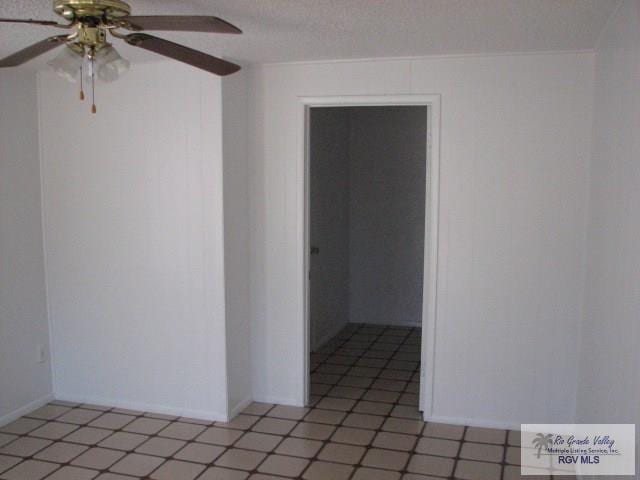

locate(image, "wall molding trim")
(227, 396), (253, 422)
(312, 320), (348, 352)
(424, 413), (521, 432)
(252, 395), (301, 408)
(54, 394), (227, 422)
(298, 94), (442, 415)
(0, 394), (55, 428)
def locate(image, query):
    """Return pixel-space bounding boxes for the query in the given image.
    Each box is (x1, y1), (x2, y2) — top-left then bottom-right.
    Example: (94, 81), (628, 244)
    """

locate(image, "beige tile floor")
(0, 324), (536, 480)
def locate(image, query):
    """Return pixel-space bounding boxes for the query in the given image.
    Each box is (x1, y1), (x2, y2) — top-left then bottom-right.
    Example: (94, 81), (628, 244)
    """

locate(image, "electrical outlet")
(37, 345), (47, 364)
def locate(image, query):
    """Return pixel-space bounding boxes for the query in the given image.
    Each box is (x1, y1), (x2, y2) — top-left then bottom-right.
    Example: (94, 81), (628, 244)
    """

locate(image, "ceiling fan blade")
(0, 18), (66, 27)
(124, 33), (241, 76)
(0, 35), (69, 67)
(121, 16), (241, 34)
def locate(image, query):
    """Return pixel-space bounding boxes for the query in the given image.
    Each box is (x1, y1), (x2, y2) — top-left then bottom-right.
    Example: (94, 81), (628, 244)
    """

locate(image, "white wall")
(38, 61), (229, 420)
(348, 106), (426, 327)
(221, 70), (253, 416)
(577, 0), (640, 468)
(309, 108), (351, 350)
(0, 71), (53, 424)
(248, 51), (594, 426)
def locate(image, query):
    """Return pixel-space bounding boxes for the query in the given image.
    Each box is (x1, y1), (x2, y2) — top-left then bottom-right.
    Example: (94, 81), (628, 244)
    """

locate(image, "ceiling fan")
(0, 0), (242, 112)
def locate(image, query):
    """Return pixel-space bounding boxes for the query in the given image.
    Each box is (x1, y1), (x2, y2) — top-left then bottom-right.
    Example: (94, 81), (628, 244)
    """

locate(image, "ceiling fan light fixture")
(2, 0), (242, 113)
(47, 46), (83, 83)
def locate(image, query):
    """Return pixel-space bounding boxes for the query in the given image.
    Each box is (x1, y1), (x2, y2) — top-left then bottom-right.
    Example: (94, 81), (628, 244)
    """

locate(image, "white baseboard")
(226, 397), (253, 422)
(397, 322), (422, 327)
(312, 321), (348, 352)
(54, 394), (227, 422)
(348, 320), (422, 328)
(0, 393), (55, 427)
(252, 395), (299, 407)
(424, 413), (521, 431)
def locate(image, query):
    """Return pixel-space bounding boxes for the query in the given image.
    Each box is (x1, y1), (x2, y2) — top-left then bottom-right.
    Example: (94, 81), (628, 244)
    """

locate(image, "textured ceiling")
(0, 0), (620, 70)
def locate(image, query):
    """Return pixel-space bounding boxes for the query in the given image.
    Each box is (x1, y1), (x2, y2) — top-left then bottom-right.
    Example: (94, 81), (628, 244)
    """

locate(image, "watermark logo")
(521, 424), (635, 476)
(532, 433), (554, 459)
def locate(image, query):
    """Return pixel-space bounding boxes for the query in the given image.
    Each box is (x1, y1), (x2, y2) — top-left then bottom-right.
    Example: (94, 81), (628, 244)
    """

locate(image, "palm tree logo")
(532, 433), (554, 459)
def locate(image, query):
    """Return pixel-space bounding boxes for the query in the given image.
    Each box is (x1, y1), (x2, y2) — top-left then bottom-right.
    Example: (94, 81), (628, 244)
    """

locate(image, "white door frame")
(298, 94), (441, 419)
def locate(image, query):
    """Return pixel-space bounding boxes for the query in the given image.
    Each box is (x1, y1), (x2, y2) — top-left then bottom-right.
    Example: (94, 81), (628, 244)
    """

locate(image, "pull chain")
(79, 63), (85, 101)
(91, 55), (96, 114)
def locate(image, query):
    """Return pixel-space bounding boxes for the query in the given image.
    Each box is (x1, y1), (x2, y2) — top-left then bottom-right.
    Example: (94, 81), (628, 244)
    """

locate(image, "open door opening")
(305, 104), (431, 419)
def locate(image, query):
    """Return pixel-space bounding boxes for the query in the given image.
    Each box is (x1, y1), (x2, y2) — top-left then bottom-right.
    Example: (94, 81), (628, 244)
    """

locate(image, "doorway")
(301, 96), (441, 419)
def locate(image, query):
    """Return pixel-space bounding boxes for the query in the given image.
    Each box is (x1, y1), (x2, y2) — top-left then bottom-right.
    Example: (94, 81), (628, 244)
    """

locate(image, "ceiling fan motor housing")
(53, 0), (132, 22)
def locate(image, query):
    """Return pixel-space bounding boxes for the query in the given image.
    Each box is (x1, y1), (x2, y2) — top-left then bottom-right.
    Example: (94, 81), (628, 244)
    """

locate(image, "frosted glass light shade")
(49, 45), (130, 84)
(95, 46), (130, 83)
(48, 47), (83, 83)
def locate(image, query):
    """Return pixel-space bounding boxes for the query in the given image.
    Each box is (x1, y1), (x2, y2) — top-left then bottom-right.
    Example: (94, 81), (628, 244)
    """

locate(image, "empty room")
(0, 1), (638, 479)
